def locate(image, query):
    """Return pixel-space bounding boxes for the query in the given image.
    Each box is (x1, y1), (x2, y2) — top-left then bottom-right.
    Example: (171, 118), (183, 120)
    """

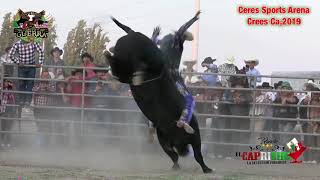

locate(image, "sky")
(0, 0), (319, 76)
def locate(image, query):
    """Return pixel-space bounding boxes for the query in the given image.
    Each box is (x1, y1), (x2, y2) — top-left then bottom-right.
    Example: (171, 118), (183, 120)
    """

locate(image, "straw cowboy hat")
(226, 57), (235, 64)
(244, 59), (259, 66)
(183, 60), (197, 66)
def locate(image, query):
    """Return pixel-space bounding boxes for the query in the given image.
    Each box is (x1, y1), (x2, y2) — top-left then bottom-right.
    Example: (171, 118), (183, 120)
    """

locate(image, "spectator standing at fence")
(244, 59), (261, 88)
(306, 88), (320, 163)
(228, 76), (252, 153)
(204, 82), (229, 158)
(88, 67), (113, 127)
(8, 40), (44, 106)
(50, 77), (70, 147)
(0, 76), (16, 149)
(81, 53), (96, 80)
(251, 83), (275, 143)
(45, 47), (65, 79)
(181, 60), (196, 84)
(273, 81), (299, 144)
(32, 70), (56, 148)
(218, 57), (238, 87)
(200, 57), (219, 87)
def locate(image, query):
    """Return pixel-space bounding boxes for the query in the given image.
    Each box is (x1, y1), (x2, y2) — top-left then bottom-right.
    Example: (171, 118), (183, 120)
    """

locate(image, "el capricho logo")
(235, 137), (307, 165)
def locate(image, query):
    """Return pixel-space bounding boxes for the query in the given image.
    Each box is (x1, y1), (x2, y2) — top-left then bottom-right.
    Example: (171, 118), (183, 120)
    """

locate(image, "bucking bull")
(106, 12), (213, 173)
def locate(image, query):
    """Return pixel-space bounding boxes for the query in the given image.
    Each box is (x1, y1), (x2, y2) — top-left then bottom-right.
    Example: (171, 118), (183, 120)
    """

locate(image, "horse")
(107, 16), (213, 173)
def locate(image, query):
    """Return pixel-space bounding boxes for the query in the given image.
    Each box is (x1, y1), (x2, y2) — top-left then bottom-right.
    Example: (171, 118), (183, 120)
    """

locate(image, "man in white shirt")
(244, 59), (261, 88)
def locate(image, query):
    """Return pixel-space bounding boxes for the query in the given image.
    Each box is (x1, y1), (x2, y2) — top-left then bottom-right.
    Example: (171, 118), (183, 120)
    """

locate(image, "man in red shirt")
(66, 69), (87, 107)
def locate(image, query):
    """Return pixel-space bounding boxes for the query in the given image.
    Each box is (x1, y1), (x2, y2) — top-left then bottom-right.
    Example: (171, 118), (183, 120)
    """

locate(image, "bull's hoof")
(202, 167), (214, 174)
(172, 163), (180, 171)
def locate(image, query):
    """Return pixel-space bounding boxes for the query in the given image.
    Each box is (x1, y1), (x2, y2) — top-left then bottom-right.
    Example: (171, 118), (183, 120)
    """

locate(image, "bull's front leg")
(156, 129), (180, 170)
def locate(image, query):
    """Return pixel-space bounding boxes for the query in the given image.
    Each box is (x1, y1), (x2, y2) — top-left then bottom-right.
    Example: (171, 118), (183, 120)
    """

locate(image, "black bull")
(108, 31), (213, 173)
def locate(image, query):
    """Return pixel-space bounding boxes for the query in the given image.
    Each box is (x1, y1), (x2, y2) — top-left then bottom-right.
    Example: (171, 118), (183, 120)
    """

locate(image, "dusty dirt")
(0, 146), (319, 180)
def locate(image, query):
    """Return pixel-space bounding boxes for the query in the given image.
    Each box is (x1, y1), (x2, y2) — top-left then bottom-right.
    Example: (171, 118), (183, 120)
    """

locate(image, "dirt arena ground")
(1, 114), (319, 180)
(1, 146), (319, 180)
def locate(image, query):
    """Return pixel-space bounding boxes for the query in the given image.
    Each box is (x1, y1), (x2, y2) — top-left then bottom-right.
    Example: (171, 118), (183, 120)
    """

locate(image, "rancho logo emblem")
(235, 137), (307, 165)
(12, 9), (50, 43)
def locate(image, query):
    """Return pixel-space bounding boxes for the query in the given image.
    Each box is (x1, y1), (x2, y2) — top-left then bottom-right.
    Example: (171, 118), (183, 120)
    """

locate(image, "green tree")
(85, 23), (110, 65)
(63, 20), (88, 66)
(63, 20), (109, 68)
(43, 18), (57, 63)
(0, 13), (17, 55)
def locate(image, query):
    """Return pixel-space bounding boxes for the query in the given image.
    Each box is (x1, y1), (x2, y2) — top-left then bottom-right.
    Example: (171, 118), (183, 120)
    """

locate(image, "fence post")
(250, 76), (257, 144)
(81, 67), (85, 138)
(0, 65), (3, 136)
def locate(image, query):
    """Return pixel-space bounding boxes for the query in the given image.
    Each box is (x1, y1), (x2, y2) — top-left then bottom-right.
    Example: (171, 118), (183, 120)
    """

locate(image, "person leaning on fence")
(32, 70), (56, 148)
(8, 40), (44, 106)
(65, 69), (89, 108)
(0, 76), (16, 149)
(272, 81), (299, 144)
(45, 47), (65, 79)
(299, 84), (320, 163)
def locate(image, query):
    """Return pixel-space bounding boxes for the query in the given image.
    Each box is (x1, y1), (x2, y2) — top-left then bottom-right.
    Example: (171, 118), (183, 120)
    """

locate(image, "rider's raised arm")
(175, 11), (200, 40)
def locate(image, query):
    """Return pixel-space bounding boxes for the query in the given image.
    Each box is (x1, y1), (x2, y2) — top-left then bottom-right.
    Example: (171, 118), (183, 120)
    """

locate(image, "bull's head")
(104, 49), (130, 84)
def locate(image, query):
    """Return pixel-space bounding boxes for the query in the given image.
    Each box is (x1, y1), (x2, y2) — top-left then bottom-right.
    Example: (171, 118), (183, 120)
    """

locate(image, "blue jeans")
(18, 67), (36, 104)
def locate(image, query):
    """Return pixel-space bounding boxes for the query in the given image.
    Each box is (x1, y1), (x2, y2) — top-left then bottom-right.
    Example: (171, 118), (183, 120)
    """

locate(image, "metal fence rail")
(0, 64), (319, 154)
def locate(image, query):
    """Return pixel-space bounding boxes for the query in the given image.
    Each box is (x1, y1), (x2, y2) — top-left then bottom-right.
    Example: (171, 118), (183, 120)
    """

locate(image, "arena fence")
(0, 64), (320, 153)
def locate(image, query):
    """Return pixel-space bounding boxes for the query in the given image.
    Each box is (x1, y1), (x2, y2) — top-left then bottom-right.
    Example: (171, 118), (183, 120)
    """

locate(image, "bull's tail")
(110, 16), (134, 34)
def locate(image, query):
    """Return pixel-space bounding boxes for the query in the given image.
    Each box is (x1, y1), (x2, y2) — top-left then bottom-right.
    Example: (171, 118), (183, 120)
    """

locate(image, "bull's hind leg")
(191, 133), (214, 173)
(156, 130), (180, 170)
